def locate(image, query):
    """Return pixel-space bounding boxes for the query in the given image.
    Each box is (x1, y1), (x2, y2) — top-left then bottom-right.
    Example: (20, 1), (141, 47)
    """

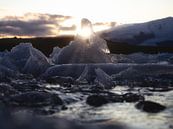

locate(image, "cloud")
(93, 22), (116, 27)
(0, 13), (73, 37)
(59, 25), (76, 31)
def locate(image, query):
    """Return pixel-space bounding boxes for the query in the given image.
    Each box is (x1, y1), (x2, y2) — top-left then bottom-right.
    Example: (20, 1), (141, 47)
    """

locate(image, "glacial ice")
(49, 46), (61, 64)
(111, 53), (173, 64)
(0, 64), (18, 81)
(76, 65), (89, 83)
(76, 65), (114, 86)
(53, 18), (111, 64)
(0, 19), (173, 80)
(95, 68), (114, 89)
(0, 43), (50, 76)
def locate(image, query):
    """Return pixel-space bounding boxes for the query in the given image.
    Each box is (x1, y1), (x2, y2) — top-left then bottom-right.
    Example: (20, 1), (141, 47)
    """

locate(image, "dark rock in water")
(123, 93), (144, 102)
(86, 92), (144, 107)
(147, 87), (173, 92)
(46, 76), (74, 85)
(7, 91), (63, 107)
(0, 83), (18, 97)
(86, 95), (108, 107)
(109, 94), (124, 102)
(135, 101), (166, 113)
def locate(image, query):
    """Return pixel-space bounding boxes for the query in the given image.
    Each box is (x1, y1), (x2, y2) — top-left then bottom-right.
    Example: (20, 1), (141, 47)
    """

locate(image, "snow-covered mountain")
(101, 17), (173, 46)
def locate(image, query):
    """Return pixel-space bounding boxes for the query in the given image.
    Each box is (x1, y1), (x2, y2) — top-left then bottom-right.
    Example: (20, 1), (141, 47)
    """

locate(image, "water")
(54, 86), (173, 129)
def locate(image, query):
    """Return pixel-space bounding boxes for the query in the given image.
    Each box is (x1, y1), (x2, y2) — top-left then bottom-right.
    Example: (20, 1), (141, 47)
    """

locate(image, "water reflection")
(57, 86), (173, 129)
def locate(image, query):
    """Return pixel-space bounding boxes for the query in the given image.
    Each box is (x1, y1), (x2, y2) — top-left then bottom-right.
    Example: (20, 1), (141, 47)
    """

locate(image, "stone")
(135, 100), (166, 113)
(86, 95), (108, 107)
(7, 91), (63, 107)
(123, 93), (144, 102)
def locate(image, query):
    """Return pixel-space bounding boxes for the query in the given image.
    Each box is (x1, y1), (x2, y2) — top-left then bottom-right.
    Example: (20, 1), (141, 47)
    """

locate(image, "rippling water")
(57, 86), (173, 129)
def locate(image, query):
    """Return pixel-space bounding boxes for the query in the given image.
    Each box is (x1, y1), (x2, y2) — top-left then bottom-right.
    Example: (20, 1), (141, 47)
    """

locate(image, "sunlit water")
(53, 86), (173, 129)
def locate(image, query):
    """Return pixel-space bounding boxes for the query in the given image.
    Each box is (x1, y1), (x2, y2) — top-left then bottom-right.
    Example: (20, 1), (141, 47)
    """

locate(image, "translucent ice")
(0, 64), (18, 81)
(76, 65), (96, 84)
(49, 46), (61, 64)
(54, 18), (111, 64)
(95, 68), (114, 89)
(0, 43), (50, 75)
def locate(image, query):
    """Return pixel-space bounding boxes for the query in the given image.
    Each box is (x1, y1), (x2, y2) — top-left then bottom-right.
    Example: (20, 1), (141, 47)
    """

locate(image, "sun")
(76, 18), (94, 39)
(76, 25), (93, 39)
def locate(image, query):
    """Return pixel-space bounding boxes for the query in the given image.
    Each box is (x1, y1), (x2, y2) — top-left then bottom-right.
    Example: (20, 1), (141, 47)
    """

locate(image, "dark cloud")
(59, 25), (76, 31)
(0, 13), (73, 37)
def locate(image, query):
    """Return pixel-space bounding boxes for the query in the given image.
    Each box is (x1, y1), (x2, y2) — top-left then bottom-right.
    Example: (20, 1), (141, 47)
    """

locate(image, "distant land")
(1, 36), (173, 56)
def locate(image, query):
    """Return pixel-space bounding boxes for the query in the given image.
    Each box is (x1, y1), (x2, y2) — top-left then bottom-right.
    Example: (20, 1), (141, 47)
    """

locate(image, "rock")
(0, 83), (18, 97)
(45, 76), (74, 85)
(11, 80), (42, 92)
(7, 91), (63, 107)
(86, 92), (144, 107)
(135, 101), (166, 113)
(123, 93), (144, 102)
(147, 87), (173, 92)
(86, 95), (108, 107)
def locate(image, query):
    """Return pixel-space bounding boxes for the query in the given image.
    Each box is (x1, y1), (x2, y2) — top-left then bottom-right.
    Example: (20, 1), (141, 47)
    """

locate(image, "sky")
(0, 0), (173, 37)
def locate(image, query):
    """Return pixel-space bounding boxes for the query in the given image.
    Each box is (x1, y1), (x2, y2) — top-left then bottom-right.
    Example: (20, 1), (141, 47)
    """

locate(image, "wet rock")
(11, 80), (43, 92)
(147, 87), (173, 92)
(123, 93), (144, 102)
(46, 76), (74, 85)
(7, 91), (63, 107)
(0, 83), (18, 97)
(86, 95), (108, 107)
(135, 101), (166, 113)
(86, 92), (144, 107)
(109, 94), (124, 102)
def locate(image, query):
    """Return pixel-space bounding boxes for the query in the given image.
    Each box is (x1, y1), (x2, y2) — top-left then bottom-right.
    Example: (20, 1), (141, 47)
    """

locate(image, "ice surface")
(43, 64), (131, 79)
(111, 53), (173, 64)
(43, 63), (173, 80)
(54, 18), (111, 64)
(114, 64), (173, 80)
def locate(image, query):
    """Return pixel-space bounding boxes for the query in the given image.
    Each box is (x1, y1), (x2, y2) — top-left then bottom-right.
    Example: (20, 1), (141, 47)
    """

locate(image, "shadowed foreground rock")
(0, 104), (125, 129)
(6, 91), (63, 107)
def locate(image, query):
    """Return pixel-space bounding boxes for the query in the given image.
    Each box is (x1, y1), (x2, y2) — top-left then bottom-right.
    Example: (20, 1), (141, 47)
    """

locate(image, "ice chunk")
(95, 68), (114, 89)
(76, 65), (96, 84)
(49, 46), (61, 64)
(76, 65), (89, 83)
(0, 64), (18, 81)
(0, 43), (50, 76)
(54, 18), (111, 64)
(114, 64), (173, 80)
(23, 55), (50, 76)
(43, 64), (130, 79)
